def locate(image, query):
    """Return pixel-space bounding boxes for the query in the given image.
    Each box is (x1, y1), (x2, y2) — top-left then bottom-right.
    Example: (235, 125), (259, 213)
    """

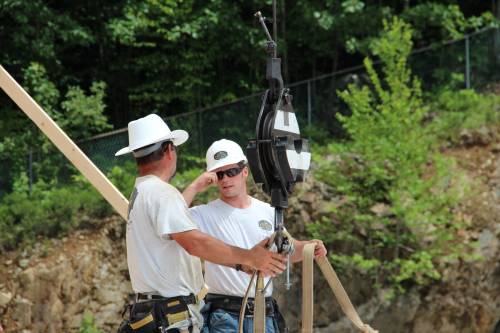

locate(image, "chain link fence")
(7, 27), (500, 193)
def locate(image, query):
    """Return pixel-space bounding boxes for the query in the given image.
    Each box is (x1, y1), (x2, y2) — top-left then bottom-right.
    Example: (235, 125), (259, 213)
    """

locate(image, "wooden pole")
(0, 65), (129, 220)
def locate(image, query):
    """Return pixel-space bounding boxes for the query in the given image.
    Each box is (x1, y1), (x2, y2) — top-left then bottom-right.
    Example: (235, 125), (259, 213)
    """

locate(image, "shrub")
(309, 17), (471, 291)
(429, 89), (500, 143)
(0, 173), (109, 251)
(79, 312), (103, 333)
(0, 152), (219, 251)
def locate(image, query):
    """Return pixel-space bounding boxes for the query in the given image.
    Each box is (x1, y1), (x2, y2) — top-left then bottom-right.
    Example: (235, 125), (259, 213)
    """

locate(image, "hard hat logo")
(214, 151), (228, 160)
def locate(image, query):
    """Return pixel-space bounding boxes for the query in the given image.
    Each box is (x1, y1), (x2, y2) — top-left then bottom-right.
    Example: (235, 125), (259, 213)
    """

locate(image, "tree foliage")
(0, 1), (498, 292)
(1, 1), (496, 126)
(310, 17), (474, 291)
(0, 61), (110, 195)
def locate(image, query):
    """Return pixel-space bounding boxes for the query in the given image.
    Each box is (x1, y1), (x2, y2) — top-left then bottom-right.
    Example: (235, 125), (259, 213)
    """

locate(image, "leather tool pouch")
(123, 296), (192, 332)
(158, 297), (191, 327)
(125, 301), (157, 333)
(129, 312), (156, 333)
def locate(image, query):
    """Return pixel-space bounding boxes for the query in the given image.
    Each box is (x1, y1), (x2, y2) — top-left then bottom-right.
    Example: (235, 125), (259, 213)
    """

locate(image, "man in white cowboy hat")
(115, 115), (286, 333)
(182, 139), (327, 333)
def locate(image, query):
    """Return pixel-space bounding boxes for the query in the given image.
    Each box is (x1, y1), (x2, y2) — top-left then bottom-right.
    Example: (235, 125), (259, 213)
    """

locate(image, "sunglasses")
(216, 165), (244, 180)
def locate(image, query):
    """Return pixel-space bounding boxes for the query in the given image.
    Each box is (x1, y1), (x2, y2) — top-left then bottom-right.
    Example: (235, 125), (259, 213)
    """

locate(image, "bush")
(0, 173), (110, 251)
(79, 312), (103, 333)
(309, 17), (471, 291)
(0, 152), (219, 251)
(107, 161), (137, 197)
(429, 89), (500, 143)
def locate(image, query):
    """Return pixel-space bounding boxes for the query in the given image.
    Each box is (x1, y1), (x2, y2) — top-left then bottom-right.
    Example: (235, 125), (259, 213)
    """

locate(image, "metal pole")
(273, 0), (277, 44)
(198, 112), (203, 156)
(307, 80), (312, 127)
(465, 35), (471, 89)
(28, 150), (33, 195)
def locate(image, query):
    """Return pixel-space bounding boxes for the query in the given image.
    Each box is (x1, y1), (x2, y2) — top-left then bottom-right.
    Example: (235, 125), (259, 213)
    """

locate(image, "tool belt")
(206, 293), (274, 316)
(136, 293), (198, 303)
(118, 294), (197, 333)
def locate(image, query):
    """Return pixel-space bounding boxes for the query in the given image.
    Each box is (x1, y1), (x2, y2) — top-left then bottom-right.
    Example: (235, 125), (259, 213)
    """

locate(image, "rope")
(237, 235), (379, 333)
(302, 243), (378, 333)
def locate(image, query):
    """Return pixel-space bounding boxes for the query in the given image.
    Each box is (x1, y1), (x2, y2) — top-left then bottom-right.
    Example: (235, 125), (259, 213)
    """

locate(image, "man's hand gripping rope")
(238, 231), (292, 333)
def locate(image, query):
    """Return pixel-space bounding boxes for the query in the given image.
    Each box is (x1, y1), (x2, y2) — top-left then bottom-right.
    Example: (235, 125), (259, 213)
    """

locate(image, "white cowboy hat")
(115, 114), (188, 157)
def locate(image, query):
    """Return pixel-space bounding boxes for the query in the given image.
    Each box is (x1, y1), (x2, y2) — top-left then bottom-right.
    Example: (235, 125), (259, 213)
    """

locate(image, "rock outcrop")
(0, 129), (499, 332)
(0, 218), (130, 332)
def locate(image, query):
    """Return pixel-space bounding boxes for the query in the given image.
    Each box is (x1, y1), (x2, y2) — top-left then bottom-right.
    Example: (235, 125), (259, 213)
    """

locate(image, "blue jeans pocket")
(209, 310), (238, 332)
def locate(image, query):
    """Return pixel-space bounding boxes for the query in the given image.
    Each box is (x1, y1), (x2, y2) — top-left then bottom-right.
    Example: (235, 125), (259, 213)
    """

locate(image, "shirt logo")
(258, 220), (273, 231)
(214, 151), (228, 160)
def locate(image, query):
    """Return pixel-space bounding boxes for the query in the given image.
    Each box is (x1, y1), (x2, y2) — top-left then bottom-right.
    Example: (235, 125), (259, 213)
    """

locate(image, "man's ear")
(165, 145), (175, 160)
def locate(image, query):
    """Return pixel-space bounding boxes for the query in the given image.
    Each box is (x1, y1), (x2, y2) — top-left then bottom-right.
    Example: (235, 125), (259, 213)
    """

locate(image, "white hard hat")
(115, 114), (188, 157)
(206, 139), (247, 171)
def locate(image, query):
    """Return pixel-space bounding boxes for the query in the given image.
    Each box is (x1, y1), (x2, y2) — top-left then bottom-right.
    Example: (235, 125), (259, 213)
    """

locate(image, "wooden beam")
(0, 65), (129, 220)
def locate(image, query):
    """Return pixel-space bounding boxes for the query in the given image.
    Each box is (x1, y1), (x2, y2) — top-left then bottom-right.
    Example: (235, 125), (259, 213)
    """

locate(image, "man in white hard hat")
(115, 115), (286, 333)
(182, 139), (327, 333)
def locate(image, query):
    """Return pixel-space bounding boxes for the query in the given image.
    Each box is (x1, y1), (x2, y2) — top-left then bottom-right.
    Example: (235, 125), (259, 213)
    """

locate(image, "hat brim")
(170, 129), (188, 147)
(115, 129), (189, 157)
(207, 156), (248, 172)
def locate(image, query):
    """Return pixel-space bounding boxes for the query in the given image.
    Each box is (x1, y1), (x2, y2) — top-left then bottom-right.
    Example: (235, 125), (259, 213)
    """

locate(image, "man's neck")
(138, 164), (170, 182)
(221, 192), (251, 209)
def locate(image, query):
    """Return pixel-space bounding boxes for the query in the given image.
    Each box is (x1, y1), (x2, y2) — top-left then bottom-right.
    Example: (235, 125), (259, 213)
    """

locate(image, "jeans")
(201, 306), (279, 333)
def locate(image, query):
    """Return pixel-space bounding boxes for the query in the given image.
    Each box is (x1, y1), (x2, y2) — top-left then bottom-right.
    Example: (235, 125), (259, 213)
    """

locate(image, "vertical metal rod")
(285, 253), (291, 290)
(465, 36), (471, 89)
(273, 0), (277, 50)
(28, 150), (33, 195)
(307, 80), (312, 127)
(198, 112), (203, 156)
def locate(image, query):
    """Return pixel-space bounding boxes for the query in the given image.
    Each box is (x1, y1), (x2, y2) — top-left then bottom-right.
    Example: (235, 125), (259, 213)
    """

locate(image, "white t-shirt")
(190, 197), (275, 297)
(127, 175), (204, 297)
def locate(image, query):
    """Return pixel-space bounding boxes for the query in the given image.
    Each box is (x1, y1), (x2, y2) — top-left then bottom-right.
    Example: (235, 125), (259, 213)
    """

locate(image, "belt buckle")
(246, 301), (254, 315)
(137, 293), (150, 300)
(137, 293), (160, 301)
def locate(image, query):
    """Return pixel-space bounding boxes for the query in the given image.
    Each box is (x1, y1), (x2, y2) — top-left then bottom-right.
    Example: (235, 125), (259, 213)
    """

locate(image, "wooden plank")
(302, 243), (315, 333)
(0, 65), (129, 220)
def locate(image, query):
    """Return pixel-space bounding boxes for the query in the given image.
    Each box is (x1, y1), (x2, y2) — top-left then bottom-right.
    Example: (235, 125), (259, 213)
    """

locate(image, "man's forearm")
(182, 184), (197, 207)
(173, 229), (254, 267)
(194, 238), (252, 266)
(182, 172), (218, 207)
(173, 230), (286, 276)
(291, 239), (307, 262)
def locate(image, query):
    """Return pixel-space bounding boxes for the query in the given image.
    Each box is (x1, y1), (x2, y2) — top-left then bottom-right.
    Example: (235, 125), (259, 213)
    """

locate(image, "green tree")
(0, 62), (111, 192)
(1, 0), (496, 127)
(311, 17), (470, 291)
